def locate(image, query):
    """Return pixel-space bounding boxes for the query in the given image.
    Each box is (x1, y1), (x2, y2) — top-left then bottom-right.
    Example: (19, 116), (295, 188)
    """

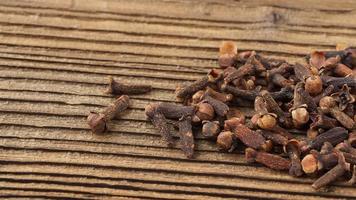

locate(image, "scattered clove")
(87, 95), (130, 134)
(106, 76), (152, 95)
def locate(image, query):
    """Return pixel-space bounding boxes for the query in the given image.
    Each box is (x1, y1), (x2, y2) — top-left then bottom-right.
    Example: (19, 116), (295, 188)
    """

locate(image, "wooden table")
(0, 0), (355, 199)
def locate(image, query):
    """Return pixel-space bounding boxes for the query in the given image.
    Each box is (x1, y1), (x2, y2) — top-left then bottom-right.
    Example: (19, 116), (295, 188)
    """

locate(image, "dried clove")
(257, 129), (288, 146)
(261, 90), (292, 128)
(335, 141), (356, 155)
(301, 150), (338, 174)
(201, 94), (229, 116)
(331, 84), (355, 111)
(230, 123), (267, 150)
(245, 148), (291, 170)
(202, 121), (220, 139)
(290, 83), (310, 128)
(312, 153), (350, 190)
(87, 95), (130, 134)
(217, 131), (234, 150)
(178, 115), (195, 158)
(205, 87), (233, 102)
(106, 77), (152, 95)
(254, 96), (277, 130)
(284, 139), (303, 176)
(303, 127), (348, 152)
(176, 76), (210, 102)
(195, 103), (215, 121)
(320, 96), (355, 130)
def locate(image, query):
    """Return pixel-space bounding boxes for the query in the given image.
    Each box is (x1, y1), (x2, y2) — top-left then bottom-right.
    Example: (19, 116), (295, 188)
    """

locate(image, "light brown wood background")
(0, 0), (356, 199)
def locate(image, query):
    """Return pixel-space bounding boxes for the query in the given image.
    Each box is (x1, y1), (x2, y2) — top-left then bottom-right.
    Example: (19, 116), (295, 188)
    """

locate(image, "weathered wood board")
(0, 0), (356, 199)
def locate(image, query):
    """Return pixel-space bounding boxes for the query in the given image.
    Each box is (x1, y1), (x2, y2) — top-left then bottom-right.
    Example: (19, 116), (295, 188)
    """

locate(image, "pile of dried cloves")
(145, 41), (356, 190)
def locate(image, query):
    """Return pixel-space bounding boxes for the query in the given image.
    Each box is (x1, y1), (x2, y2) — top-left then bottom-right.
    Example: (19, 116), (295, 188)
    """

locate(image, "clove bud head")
(319, 96), (337, 111)
(257, 114), (277, 130)
(245, 147), (258, 163)
(217, 131), (234, 150)
(305, 75), (323, 96)
(195, 103), (215, 121)
(291, 107), (310, 128)
(202, 121), (220, 139)
(301, 154), (318, 174)
(87, 112), (107, 134)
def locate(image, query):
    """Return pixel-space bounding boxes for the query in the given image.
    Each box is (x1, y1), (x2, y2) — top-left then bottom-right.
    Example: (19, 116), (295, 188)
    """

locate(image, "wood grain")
(0, 0), (355, 199)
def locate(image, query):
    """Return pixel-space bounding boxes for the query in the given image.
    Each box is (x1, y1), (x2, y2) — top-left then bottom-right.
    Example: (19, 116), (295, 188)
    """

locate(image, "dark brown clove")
(331, 84), (355, 111)
(217, 131), (234, 150)
(324, 75), (356, 88)
(294, 63), (312, 82)
(105, 77), (152, 95)
(205, 87), (233, 103)
(284, 139), (303, 177)
(202, 121), (220, 139)
(245, 148), (291, 170)
(226, 107), (246, 122)
(88, 95), (130, 134)
(145, 104), (173, 146)
(312, 153), (350, 190)
(257, 129), (288, 146)
(224, 63), (256, 84)
(335, 141), (356, 155)
(304, 127), (348, 152)
(261, 90), (292, 128)
(313, 85), (335, 105)
(221, 84), (259, 101)
(334, 63), (353, 77)
(301, 150), (338, 174)
(320, 96), (355, 130)
(348, 131), (356, 148)
(201, 94), (229, 116)
(290, 83), (310, 128)
(320, 142), (334, 155)
(230, 123), (266, 150)
(176, 75), (210, 102)
(178, 115), (194, 158)
(270, 73), (294, 88)
(310, 111), (338, 130)
(151, 103), (196, 119)
(195, 103), (215, 121)
(254, 96), (277, 130)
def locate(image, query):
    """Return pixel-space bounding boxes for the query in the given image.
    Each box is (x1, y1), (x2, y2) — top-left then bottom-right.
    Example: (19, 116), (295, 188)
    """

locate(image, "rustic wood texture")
(0, 0), (356, 199)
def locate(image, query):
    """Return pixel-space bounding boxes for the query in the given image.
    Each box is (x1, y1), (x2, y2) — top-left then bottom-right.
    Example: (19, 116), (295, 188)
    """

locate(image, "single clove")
(312, 153), (350, 190)
(284, 139), (303, 177)
(201, 94), (229, 116)
(319, 96), (355, 130)
(301, 150), (339, 174)
(178, 115), (195, 158)
(303, 127), (348, 152)
(87, 95), (130, 134)
(245, 148), (291, 170)
(205, 87), (233, 103)
(202, 121), (220, 139)
(106, 77), (152, 95)
(176, 75), (210, 102)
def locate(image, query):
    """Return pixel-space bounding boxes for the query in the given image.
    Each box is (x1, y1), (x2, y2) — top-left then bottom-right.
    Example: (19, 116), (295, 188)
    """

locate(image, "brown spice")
(106, 77), (152, 95)
(87, 95), (130, 134)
